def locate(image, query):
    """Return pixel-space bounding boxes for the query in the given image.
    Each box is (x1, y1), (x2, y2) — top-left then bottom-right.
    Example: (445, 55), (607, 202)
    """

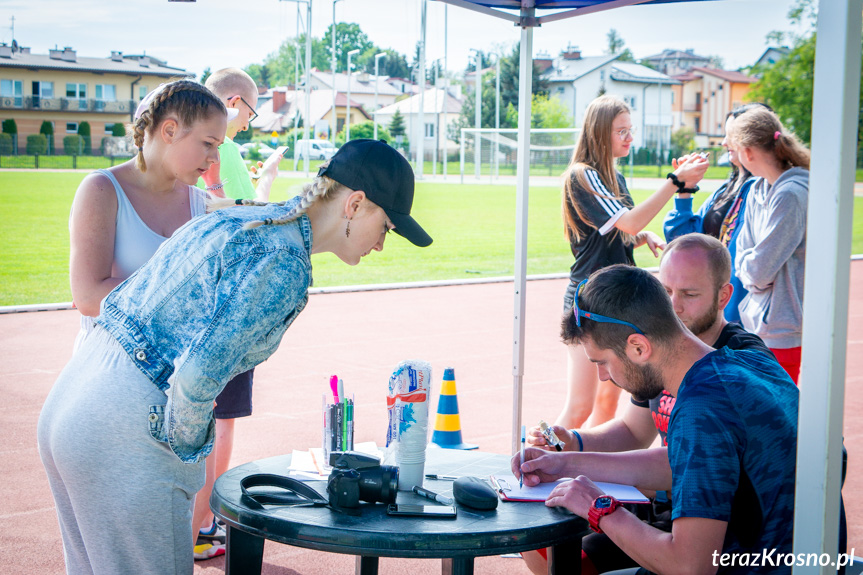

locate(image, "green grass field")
(1, 171), (861, 306)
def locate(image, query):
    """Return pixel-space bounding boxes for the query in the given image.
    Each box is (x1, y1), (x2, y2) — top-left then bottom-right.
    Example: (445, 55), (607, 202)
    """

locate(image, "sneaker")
(193, 521), (226, 560)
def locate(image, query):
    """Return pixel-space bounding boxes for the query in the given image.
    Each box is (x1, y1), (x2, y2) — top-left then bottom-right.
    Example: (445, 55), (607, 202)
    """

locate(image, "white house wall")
(546, 63), (673, 151)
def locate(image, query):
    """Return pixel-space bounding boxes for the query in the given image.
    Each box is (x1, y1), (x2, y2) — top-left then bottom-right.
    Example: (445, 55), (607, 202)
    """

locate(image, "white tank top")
(75, 169), (208, 349)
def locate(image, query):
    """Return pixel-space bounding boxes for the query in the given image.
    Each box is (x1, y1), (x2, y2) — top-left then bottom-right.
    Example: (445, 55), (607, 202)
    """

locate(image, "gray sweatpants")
(37, 326), (205, 575)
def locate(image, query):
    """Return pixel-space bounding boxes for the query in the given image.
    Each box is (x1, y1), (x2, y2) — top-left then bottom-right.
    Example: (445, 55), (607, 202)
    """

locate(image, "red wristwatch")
(588, 495), (621, 534)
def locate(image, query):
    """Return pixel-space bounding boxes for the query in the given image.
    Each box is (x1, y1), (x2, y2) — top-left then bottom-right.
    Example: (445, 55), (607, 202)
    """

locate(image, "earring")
(345, 219), (351, 238)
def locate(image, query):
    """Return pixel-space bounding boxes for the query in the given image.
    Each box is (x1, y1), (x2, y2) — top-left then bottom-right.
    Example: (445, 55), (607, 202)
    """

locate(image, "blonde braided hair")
(131, 80), (226, 172)
(207, 162), (349, 230)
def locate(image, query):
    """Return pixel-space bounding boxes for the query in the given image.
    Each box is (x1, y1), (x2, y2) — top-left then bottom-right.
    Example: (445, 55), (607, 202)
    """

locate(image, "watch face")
(595, 496), (613, 509)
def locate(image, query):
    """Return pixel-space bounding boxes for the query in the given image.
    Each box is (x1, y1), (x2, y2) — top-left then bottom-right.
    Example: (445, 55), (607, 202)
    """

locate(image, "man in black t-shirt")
(522, 234), (771, 575)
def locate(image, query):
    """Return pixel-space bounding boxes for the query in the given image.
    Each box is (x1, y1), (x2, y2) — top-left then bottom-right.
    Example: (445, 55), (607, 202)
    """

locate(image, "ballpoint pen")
(425, 474), (459, 481)
(519, 425), (525, 489)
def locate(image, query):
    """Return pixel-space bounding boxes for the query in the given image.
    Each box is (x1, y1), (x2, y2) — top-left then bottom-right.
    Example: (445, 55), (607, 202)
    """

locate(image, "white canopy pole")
(792, 1), (862, 572)
(511, 3), (534, 454)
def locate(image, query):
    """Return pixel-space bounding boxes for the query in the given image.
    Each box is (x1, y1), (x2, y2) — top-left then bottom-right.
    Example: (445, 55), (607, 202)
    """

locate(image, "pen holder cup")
(322, 393), (354, 463)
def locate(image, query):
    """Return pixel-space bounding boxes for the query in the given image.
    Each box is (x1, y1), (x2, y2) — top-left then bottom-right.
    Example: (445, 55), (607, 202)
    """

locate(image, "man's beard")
(619, 357), (666, 403)
(686, 297), (720, 337)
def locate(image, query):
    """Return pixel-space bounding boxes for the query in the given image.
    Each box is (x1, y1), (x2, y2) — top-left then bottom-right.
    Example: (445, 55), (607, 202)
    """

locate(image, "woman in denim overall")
(37, 139), (432, 574)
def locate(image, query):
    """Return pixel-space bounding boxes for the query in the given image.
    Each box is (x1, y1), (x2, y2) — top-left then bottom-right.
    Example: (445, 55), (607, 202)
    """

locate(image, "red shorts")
(770, 347), (801, 385)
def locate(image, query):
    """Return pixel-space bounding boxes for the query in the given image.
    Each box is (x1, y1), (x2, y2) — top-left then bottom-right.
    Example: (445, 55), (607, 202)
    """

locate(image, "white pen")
(412, 486), (454, 506)
(519, 425), (526, 488)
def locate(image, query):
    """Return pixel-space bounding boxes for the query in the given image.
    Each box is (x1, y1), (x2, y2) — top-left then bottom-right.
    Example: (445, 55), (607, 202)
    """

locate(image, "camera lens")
(357, 465), (399, 504)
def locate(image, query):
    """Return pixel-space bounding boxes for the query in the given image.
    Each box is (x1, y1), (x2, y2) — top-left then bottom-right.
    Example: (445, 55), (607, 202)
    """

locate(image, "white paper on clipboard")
(489, 473), (650, 504)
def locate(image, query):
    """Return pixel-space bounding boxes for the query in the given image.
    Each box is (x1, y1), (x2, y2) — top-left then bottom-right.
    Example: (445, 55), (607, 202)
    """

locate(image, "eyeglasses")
(614, 127), (637, 140)
(236, 95), (258, 123)
(573, 279), (644, 335)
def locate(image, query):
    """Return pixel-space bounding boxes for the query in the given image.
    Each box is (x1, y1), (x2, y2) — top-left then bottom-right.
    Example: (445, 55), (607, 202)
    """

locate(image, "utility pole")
(331, 0), (345, 146)
(346, 48), (359, 142)
(374, 52), (386, 140)
(470, 48), (482, 179)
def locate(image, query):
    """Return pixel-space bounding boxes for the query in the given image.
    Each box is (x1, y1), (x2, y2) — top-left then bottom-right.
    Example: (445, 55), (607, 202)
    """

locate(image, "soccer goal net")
(459, 128), (580, 182)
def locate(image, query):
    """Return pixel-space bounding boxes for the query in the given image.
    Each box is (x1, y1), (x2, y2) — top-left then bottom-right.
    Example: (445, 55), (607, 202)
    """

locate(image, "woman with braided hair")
(69, 80), (229, 350)
(38, 138), (431, 574)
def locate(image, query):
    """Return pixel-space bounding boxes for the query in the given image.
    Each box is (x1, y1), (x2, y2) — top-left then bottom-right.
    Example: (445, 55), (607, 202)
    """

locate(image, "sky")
(1, 0), (805, 81)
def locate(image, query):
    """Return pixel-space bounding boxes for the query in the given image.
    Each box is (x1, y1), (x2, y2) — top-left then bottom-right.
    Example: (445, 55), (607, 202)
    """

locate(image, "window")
(139, 85), (148, 100)
(95, 84), (116, 101)
(557, 86), (565, 94)
(425, 123), (434, 138)
(1, 79), (23, 107)
(694, 117), (701, 133)
(33, 81), (54, 98)
(66, 122), (79, 133)
(66, 83), (87, 99)
(105, 123), (115, 134)
(623, 95), (636, 110)
(671, 92), (675, 105)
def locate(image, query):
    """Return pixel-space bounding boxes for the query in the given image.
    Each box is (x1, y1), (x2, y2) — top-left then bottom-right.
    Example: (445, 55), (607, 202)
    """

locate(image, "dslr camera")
(327, 451), (399, 511)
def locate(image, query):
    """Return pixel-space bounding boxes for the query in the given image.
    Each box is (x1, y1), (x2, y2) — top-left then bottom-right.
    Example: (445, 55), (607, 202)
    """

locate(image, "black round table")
(211, 448), (589, 574)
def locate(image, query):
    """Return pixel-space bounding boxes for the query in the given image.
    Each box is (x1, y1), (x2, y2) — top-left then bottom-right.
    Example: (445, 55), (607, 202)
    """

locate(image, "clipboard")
(489, 473), (650, 504)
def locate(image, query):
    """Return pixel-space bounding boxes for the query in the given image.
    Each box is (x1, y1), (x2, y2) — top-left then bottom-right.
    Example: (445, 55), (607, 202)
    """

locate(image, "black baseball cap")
(319, 139), (432, 247)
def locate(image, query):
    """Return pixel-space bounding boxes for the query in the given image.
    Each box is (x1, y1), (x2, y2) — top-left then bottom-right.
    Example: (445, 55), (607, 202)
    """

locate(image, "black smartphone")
(386, 504), (457, 518)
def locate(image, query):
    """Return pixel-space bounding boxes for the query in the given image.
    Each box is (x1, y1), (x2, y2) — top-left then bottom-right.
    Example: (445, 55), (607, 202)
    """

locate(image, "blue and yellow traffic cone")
(431, 368), (478, 450)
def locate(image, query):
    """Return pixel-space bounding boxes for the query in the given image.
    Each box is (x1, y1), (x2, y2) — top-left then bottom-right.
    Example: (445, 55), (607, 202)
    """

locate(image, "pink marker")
(329, 375), (339, 403)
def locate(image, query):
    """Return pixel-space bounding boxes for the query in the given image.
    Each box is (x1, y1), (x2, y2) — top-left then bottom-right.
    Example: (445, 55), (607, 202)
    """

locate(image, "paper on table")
(489, 473), (650, 504)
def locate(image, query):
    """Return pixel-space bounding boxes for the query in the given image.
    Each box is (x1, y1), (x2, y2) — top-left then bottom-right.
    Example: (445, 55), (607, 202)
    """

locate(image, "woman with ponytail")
(68, 80), (227, 347)
(730, 106), (810, 383)
(38, 139), (431, 574)
(554, 95), (708, 431)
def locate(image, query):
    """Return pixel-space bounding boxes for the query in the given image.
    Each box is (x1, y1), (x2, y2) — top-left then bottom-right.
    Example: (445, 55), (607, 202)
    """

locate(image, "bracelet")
(570, 429), (584, 452)
(666, 172), (685, 190)
(206, 183), (224, 191)
(678, 185), (700, 194)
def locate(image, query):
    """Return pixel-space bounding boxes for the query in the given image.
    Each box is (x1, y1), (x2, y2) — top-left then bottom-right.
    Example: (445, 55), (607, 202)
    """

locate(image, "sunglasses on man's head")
(573, 279), (644, 335)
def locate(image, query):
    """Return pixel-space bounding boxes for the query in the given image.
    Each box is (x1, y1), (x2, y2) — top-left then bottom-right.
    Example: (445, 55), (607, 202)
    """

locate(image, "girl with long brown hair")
(556, 95), (708, 431)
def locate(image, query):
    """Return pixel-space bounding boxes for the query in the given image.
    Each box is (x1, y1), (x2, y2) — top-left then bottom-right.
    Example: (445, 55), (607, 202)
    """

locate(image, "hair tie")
(774, 131), (781, 141)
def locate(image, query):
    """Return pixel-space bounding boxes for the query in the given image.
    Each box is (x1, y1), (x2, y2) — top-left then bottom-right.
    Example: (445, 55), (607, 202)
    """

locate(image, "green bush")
(0, 132), (12, 154)
(39, 121), (54, 135)
(26, 134), (48, 155)
(336, 121), (392, 146)
(63, 135), (85, 156)
(111, 123), (126, 137)
(78, 121), (92, 154)
(2, 119), (17, 134)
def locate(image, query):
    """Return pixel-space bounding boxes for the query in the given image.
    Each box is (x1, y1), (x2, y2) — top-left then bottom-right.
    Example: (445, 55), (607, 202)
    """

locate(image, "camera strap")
(239, 474), (329, 510)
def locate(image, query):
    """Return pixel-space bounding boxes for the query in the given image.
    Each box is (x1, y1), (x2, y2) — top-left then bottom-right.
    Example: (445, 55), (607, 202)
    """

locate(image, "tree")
(607, 29), (625, 55)
(671, 126), (696, 155)
(360, 47), (409, 79)
(455, 43), (550, 139)
(111, 123), (126, 137)
(502, 93), (573, 130)
(264, 35), (330, 87)
(389, 109), (406, 137)
(336, 120), (392, 145)
(244, 63), (270, 89)
(40, 120), (54, 153)
(745, 0), (854, 146)
(605, 29), (634, 62)
(199, 67), (211, 85)
(2, 118), (17, 134)
(323, 23), (374, 72)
